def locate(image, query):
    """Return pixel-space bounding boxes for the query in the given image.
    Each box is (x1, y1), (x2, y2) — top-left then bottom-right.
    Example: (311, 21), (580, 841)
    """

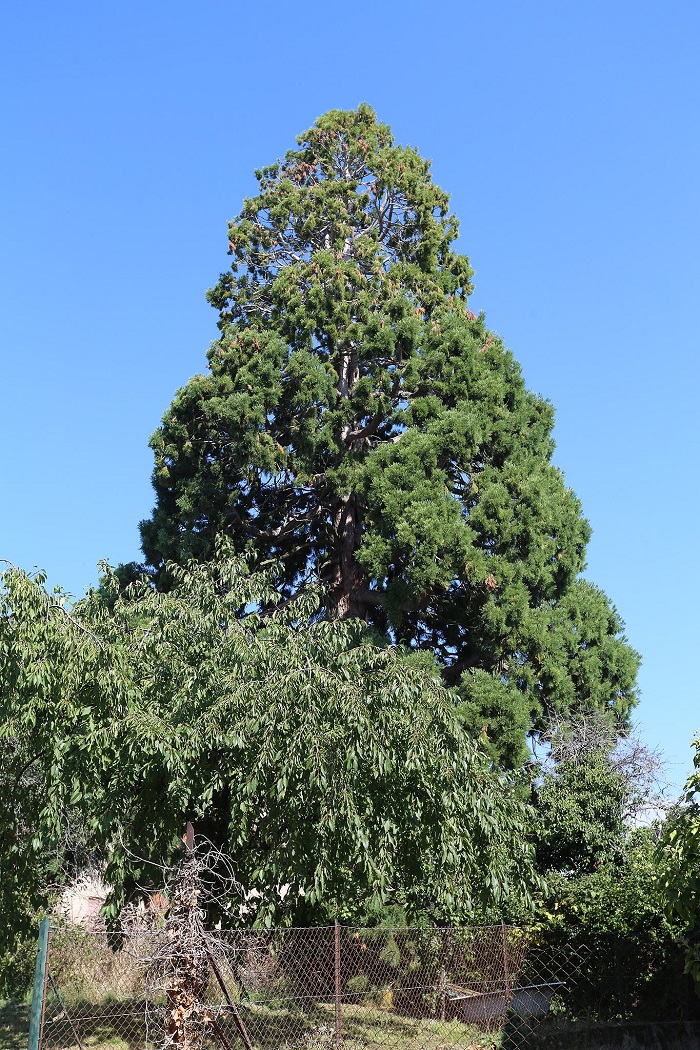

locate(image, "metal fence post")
(439, 966), (447, 1021)
(27, 916), (50, 1050)
(501, 921), (511, 1004)
(334, 919), (342, 1047)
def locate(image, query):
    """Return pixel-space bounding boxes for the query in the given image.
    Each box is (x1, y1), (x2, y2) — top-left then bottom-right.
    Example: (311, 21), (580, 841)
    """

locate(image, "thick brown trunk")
(330, 492), (367, 620)
(330, 339), (381, 619)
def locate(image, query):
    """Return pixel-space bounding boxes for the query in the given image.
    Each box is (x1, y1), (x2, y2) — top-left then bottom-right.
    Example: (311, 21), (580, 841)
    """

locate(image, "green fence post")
(27, 916), (50, 1050)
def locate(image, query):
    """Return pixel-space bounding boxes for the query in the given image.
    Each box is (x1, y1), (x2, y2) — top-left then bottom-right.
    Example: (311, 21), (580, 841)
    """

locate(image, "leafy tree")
(0, 550), (538, 930)
(536, 828), (693, 1022)
(0, 567), (102, 991)
(659, 736), (700, 984)
(139, 105), (639, 766)
(533, 753), (628, 874)
(528, 723), (693, 1019)
(0, 736), (51, 997)
(539, 826), (673, 937)
(531, 713), (667, 877)
(530, 713), (666, 875)
(0, 733), (51, 949)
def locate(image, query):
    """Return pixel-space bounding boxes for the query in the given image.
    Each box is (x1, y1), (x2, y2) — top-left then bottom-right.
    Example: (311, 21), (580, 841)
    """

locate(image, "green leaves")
(534, 754), (629, 875)
(658, 737), (700, 982)
(138, 105), (639, 767)
(1, 550), (537, 929)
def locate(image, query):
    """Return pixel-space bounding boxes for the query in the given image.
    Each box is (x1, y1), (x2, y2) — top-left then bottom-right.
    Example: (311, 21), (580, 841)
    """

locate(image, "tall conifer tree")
(140, 105), (638, 764)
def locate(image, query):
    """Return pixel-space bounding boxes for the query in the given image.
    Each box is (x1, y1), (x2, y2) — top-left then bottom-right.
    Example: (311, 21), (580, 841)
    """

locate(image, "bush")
(535, 828), (696, 1021)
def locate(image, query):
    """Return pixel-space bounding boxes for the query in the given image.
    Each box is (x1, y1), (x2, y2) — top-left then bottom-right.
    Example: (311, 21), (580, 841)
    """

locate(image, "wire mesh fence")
(38, 922), (699, 1050)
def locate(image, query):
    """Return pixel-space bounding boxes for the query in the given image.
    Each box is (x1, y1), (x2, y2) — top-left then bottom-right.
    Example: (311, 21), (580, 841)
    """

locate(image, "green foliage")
(527, 721), (693, 1015)
(533, 752), (628, 874)
(0, 735), (51, 960)
(0, 549), (538, 934)
(536, 828), (691, 1021)
(0, 904), (42, 1001)
(543, 828), (673, 940)
(139, 104), (639, 767)
(457, 670), (535, 769)
(659, 736), (700, 983)
(0, 566), (84, 980)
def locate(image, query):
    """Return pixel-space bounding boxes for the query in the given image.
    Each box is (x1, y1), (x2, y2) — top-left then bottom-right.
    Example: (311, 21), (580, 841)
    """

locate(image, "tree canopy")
(534, 753), (628, 875)
(529, 713), (663, 876)
(139, 105), (639, 766)
(0, 550), (538, 931)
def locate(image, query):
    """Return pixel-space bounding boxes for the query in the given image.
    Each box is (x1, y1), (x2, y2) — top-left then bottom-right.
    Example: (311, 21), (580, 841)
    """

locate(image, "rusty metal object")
(334, 918), (342, 1047)
(502, 919), (511, 1004)
(205, 946), (254, 1050)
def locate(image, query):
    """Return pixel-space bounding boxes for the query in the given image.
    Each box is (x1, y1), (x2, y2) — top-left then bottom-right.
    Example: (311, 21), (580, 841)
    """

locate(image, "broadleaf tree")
(0, 551), (538, 931)
(659, 737), (700, 984)
(140, 105), (639, 766)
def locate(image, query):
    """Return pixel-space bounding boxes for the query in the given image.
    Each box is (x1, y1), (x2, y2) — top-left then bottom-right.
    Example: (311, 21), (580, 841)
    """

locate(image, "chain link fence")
(37, 922), (699, 1050)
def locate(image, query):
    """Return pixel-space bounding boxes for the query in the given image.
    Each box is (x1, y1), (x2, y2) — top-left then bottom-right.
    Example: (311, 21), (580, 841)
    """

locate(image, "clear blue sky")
(1, 1), (698, 791)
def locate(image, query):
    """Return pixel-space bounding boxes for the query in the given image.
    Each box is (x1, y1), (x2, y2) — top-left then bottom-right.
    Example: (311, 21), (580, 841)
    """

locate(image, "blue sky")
(1, 0), (698, 791)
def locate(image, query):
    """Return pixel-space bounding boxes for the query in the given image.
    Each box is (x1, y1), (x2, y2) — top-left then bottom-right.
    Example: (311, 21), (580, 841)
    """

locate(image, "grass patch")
(0, 1003), (30, 1050)
(315, 1001), (501, 1049)
(16, 995), (510, 1049)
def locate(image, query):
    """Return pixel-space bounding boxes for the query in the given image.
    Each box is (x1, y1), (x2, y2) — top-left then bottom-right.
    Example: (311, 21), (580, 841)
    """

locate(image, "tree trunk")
(329, 492), (367, 620)
(329, 336), (367, 619)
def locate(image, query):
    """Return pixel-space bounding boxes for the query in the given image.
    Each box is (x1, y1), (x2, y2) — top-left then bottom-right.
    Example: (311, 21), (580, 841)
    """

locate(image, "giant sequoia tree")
(141, 105), (638, 764)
